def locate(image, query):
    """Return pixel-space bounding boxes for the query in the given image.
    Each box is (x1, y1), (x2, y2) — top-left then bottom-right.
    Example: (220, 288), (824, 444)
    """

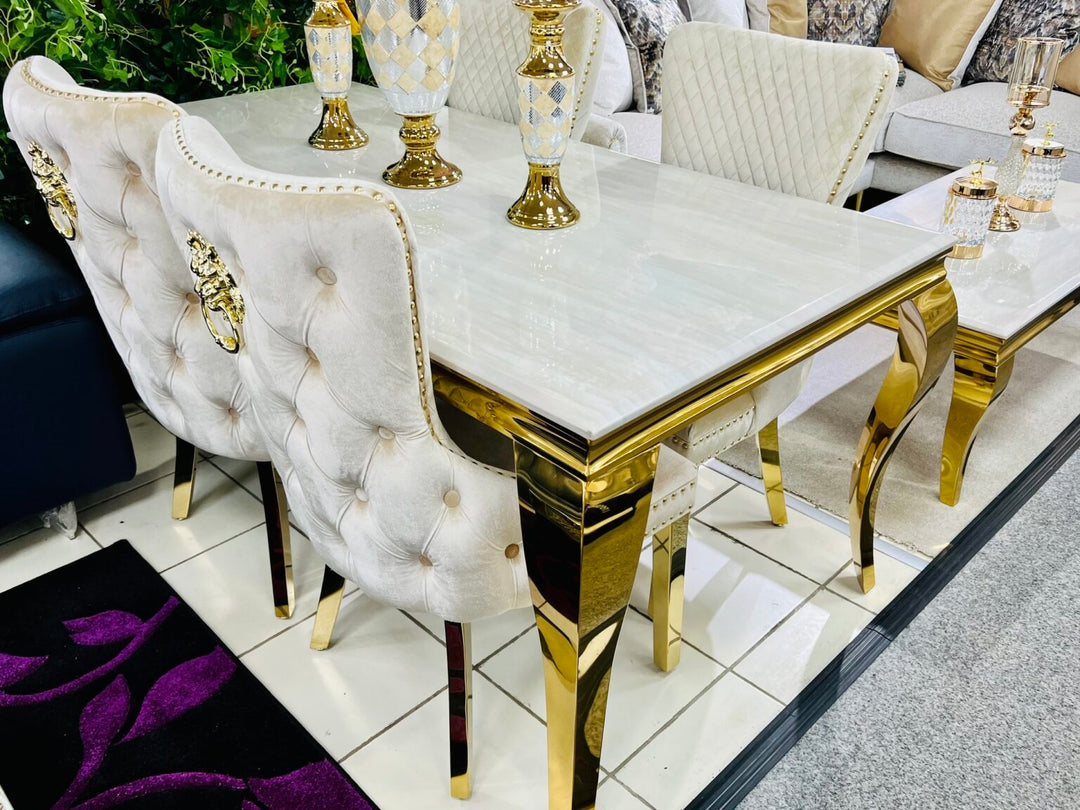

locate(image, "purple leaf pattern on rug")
(64, 611), (146, 646)
(121, 646), (236, 742)
(53, 675), (131, 810)
(0, 653), (48, 688)
(248, 761), (375, 810)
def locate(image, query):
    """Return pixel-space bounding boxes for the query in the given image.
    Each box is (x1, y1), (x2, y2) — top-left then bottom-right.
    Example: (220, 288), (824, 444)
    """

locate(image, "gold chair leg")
(651, 514), (689, 673)
(854, 190), (865, 212)
(515, 441), (658, 810)
(757, 418), (788, 526)
(446, 621), (473, 799)
(310, 566), (346, 651)
(850, 279), (957, 593)
(171, 438), (197, 520)
(256, 462), (294, 619)
(940, 351), (1014, 507)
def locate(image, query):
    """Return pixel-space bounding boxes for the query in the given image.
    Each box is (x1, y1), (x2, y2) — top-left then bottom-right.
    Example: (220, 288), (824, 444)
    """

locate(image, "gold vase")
(305, 0), (368, 150)
(506, 0), (580, 230)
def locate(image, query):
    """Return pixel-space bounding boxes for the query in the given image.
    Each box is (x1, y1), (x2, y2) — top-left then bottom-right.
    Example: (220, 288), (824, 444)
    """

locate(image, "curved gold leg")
(758, 418), (788, 526)
(446, 621), (473, 799)
(515, 442), (658, 810)
(171, 438), (197, 520)
(310, 566), (346, 651)
(256, 462), (294, 619)
(849, 279), (957, 593)
(651, 514), (688, 673)
(940, 352), (1014, 507)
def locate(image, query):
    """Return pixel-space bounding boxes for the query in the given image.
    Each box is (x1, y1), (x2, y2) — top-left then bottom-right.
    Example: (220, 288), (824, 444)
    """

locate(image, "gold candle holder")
(305, 0), (368, 150)
(1010, 122), (1066, 213)
(989, 36), (1063, 232)
(360, 0), (462, 189)
(507, 0), (580, 230)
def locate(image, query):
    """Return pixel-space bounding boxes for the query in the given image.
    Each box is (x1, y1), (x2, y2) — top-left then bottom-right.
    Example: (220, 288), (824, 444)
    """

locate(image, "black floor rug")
(0, 541), (378, 810)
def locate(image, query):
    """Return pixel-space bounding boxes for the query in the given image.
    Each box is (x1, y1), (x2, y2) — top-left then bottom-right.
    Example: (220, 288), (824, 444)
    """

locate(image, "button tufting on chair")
(184, 292), (199, 305)
(419, 553), (433, 567)
(126, 161), (141, 176)
(377, 426), (394, 441)
(504, 544), (520, 559)
(355, 487), (368, 502)
(443, 490), (461, 507)
(315, 266), (337, 285)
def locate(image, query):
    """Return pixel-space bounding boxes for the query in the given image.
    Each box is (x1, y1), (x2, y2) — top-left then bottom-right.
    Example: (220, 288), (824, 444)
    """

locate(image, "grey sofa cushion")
(884, 82), (1080, 181)
(873, 69), (941, 152)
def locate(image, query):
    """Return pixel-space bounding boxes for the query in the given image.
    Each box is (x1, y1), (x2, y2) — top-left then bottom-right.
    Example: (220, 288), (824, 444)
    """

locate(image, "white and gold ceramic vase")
(358, 0), (461, 188)
(506, 0), (580, 230)
(305, 0), (368, 150)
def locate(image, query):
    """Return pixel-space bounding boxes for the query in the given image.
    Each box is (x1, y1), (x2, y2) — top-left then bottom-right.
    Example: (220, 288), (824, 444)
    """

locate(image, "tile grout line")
(689, 480), (742, 519)
(689, 516), (825, 589)
(608, 772), (660, 810)
(155, 521), (268, 575)
(336, 686), (448, 763)
(207, 456), (311, 539)
(474, 667), (547, 727)
(475, 621), (537, 668)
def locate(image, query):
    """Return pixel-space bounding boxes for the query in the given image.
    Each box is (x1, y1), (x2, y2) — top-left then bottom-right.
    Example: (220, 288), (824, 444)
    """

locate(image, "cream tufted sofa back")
(661, 23), (898, 205)
(449, 0), (604, 138)
(3, 57), (264, 460)
(156, 116), (529, 621)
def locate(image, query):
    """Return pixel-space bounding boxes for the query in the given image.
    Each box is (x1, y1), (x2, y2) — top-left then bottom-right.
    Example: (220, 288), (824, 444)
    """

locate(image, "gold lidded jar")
(942, 162), (998, 259)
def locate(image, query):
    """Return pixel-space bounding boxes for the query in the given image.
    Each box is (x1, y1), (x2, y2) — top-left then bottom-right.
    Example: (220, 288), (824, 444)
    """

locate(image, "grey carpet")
(722, 310), (1080, 559)
(736, 448), (1080, 810)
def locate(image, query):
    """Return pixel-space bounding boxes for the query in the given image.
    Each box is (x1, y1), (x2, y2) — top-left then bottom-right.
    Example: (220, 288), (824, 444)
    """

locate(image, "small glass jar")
(942, 171), (998, 259)
(1010, 137), (1066, 213)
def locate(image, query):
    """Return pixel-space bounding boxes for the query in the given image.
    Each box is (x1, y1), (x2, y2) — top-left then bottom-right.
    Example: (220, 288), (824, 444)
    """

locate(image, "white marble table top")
(183, 83), (953, 441)
(870, 168), (1080, 343)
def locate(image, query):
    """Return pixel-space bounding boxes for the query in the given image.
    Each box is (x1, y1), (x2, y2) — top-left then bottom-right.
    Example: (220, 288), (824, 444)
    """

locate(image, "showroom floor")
(0, 406), (923, 810)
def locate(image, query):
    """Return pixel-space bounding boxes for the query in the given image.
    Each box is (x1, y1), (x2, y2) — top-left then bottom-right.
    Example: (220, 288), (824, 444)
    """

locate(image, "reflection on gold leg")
(515, 442), (658, 810)
(940, 352), (1014, 507)
(171, 438), (197, 520)
(758, 418), (788, 526)
(446, 621), (473, 799)
(310, 566), (346, 650)
(257, 462), (294, 619)
(854, 190), (865, 212)
(651, 514), (688, 673)
(849, 279), (957, 593)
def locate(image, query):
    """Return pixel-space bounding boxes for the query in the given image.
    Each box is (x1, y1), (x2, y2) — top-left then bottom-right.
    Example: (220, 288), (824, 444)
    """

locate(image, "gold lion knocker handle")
(186, 231), (245, 354)
(28, 142), (78, 240)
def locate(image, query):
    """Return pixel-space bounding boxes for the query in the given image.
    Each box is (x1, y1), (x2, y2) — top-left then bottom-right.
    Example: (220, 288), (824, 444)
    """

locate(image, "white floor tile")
(407, 606), (536, 663)
(695, 484), (853, 584)
(629, 521), (818, 667)
(161, 524), (354, 654)
(342, 676), (548, 810)
(596, 778), (653, 810)
(480, 610), (724, 770)
(827, 555), (919, 613)
(691, 466), (736, 515)
(80, 463), (266, 571)
(242, 590), (448, 760)
(735, 590), (874, 702)
(208, 455), (262, 498)
(0, 527), (100, 594)
(77, 411), (177, 508)
(615, 673), (782, 810)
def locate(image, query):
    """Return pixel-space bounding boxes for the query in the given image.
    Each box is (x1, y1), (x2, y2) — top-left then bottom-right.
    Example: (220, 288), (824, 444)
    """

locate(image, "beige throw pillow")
(1060, 48), (1080, 95)
(879, 0), (1000, 90)
(746, 0), (807, 37)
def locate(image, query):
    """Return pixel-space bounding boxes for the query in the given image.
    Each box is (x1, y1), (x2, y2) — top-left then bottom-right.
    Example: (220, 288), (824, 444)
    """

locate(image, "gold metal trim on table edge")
(433, 253), (950, 477)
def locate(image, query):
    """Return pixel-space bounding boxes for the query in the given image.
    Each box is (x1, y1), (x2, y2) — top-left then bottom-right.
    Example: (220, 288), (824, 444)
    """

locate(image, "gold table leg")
(940, 351), (1014, 507)
(515, 442), (658, 810)
(849, 280), (957, 593)
(650, 514), (688, 673)
(758, 418), (788, 526)
(256, 462), (294, 619)
(171, 437), (197, 520)
(310, 566), (346, 650)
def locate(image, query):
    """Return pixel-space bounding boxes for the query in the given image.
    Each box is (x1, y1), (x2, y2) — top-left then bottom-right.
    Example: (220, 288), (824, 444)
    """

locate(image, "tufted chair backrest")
(449, 0), (605, 138)
(2, 57), (264, 459)
(661, 23), (898, 205)
(155, 116), (529, 621)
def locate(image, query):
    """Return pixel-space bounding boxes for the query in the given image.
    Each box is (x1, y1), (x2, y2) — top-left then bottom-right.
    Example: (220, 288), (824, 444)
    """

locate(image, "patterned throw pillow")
(965, 0), (1080, 84)
(807, 0), (891, 47)
(603, 0), (687, 112)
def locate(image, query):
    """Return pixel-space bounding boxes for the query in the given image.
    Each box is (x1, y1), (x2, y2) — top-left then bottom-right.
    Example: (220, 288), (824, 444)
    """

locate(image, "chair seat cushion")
(647, 445), (698, 535)
(884, 82), (1080, 181)
(0, 222), (88, 335)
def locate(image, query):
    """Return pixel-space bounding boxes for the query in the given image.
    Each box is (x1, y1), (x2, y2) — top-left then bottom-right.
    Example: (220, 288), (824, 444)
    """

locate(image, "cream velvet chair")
(2, 56), (295, 618)
(648, 23), (899, 669)
(155, 113), (698, 796)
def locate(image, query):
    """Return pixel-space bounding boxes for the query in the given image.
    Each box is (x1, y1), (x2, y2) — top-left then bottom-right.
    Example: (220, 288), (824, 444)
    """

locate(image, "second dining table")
(183, 82), (957, 810)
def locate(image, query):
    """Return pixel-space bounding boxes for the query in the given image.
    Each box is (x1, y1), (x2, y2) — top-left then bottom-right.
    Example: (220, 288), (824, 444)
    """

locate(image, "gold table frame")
(435, 255), (956, 810)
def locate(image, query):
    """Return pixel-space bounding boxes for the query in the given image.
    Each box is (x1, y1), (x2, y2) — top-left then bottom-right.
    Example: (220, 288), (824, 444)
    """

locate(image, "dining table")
(183, 82), (957, 810)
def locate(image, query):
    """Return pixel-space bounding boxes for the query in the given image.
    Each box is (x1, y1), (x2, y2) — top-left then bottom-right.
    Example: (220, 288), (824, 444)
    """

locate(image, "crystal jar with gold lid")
(1010, 124), (1066, 213)
(943, 161), (998, 259)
